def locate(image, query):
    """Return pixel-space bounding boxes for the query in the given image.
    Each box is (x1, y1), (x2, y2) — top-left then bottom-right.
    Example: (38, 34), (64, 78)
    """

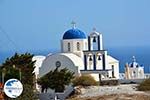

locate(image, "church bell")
(93, 37), (96, 42)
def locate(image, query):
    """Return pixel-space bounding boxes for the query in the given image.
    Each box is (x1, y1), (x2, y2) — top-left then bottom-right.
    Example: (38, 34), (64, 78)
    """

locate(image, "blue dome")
(63, 28), (86, 39)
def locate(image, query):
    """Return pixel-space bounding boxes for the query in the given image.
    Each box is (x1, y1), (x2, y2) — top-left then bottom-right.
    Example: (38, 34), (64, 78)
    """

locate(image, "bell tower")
(88, 28), (103, 51)
(81, 28), (110, 81)
(82, 28), (108, 70)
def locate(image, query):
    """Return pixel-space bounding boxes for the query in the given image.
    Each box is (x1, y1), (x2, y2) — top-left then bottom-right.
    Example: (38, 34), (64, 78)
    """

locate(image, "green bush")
(138, 78), (150, 91)
(38, 67), (74, 92)
(72, 75), (97, 86)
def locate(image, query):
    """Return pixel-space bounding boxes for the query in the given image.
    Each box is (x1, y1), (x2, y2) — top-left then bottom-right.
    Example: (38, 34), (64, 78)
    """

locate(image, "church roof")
(63, 28), (86, 39)
(39, 53), (84, 77)
(107, 55), (119, 64)
(60, 53), (84, 67)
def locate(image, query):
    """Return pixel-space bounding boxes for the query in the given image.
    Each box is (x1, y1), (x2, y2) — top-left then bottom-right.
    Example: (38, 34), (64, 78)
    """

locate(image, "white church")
(124, 56), (145, 79)
(33, 23), (120, 85)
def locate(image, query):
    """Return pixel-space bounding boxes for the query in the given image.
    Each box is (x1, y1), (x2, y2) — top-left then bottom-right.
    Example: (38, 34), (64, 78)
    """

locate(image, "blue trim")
(102, 54), (106, 70)
(84, 55), (87, 70)
(98, 35), (100, 50)
(93, 55), (96, 70)
(88, 36), (91, 51)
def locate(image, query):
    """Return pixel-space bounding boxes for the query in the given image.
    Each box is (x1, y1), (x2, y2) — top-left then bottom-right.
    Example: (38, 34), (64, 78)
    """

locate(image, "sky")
(0, 0), (150, 53)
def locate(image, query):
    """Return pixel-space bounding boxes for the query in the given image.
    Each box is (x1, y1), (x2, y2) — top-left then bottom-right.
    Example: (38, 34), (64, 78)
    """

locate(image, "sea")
(0, 46), (150, 73)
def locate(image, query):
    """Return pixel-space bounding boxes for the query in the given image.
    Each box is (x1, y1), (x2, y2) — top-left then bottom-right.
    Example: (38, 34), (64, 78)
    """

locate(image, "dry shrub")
(138, 78), (150, 91)
(72, 75), (98, 86)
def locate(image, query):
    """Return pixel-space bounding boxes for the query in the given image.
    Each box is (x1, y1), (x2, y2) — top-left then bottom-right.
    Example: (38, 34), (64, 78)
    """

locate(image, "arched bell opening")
(92, 36), (98, 50)
(88, 53), (93, 70)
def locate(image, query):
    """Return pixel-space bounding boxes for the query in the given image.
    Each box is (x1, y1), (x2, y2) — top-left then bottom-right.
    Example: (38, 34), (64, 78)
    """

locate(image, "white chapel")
(34, 23), (120, 81)
(125, 56), (144, 79)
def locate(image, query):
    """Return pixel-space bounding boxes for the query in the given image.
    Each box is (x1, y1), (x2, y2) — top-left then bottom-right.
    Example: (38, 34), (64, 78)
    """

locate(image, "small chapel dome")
(63, 28), (86, 39)
(129, 62), (139, 68)
(129, 56), (140, 68)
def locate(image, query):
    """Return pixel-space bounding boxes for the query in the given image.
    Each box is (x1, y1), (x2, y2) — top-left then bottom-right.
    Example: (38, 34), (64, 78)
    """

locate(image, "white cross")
(93, 27), (96, 31)
(71, 21), (76, 29)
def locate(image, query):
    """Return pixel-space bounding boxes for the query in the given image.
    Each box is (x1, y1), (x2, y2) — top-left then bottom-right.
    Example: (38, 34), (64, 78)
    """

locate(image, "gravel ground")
(68, 94), (150, 100)
(79, 84), (145, 98)
(68, 84), (150, 100)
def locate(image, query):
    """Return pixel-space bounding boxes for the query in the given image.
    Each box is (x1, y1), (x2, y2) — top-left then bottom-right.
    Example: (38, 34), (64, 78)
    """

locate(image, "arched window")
(77, 42), (80, 51)
(68, 43), (71, 51)
(132, 71), (136, 78)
